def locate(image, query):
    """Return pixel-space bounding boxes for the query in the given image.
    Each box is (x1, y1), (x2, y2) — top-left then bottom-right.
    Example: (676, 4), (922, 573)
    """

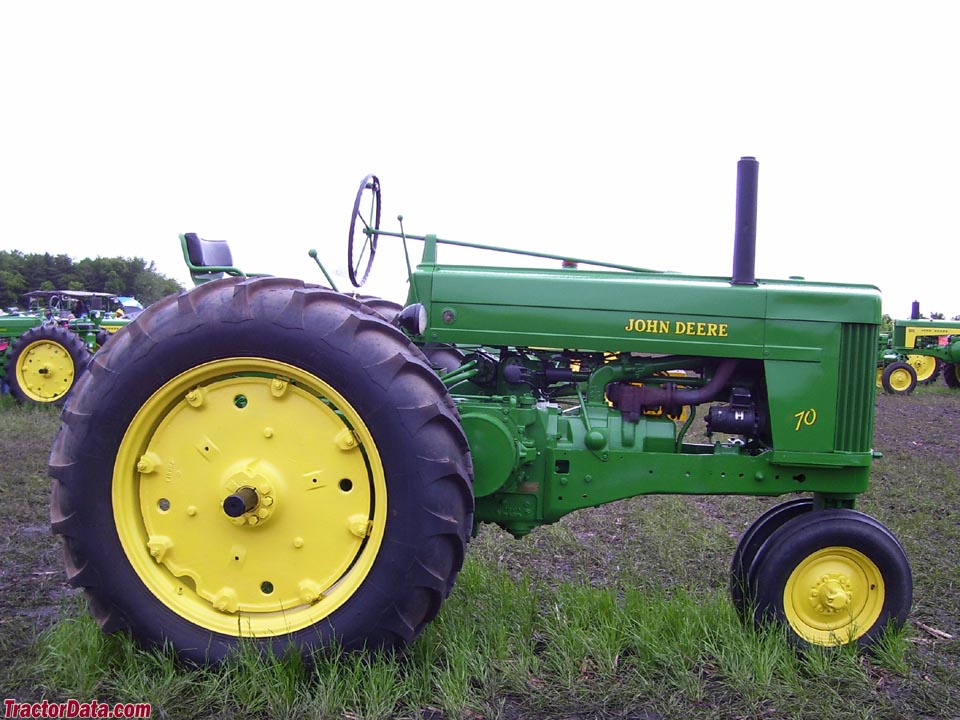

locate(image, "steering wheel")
(347, 174), (381, 287)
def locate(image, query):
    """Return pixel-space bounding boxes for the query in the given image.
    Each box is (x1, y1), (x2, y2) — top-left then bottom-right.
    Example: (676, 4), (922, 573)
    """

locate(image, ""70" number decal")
(793, 408), (817, 431)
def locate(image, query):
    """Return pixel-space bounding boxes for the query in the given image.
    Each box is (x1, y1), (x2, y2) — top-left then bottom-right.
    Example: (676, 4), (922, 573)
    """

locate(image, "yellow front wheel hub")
(15, 339), (77, 402)
(114, 358), (387, 636)
(886, 367), (914, 392)
(783, 546), (884, 645)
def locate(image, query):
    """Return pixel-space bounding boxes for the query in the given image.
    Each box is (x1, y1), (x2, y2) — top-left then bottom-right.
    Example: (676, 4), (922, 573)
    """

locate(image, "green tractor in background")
(877, 303), (960, 394)
(0, 290), (136, 405)
(50, 159), (914, 665)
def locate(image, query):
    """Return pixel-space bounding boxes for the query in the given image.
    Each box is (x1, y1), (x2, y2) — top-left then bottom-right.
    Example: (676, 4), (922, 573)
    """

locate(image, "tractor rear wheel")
(906, 354), (940, 385)
(944, 363), (960, 389)
(7, 324), (89, 405)
(422, 343), (466, 374)
(748, 509), (911, 650)
(355, 295), (402, 324)
(730, 497), (813, 619)
(881, 361), (917, 394)
(49, 277), (474, 664)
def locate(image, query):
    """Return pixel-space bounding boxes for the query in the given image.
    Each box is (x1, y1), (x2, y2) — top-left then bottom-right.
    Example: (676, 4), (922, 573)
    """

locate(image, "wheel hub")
(17, 340), (75, 400)
(907, 354), (938, 382)
(221, 470), (276, 526)
(810, 573), (853, 613)
(890, 369), (911, 390)
(785, 546), (885, 643)
(222, 487), (259, 518)
(115, 363), (387, 633)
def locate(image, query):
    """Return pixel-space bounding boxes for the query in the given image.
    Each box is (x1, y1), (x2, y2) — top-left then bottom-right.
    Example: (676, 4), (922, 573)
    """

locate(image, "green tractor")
(1, 291), (134, 405)
(50, 159), (913, 664)
(878, 304), (960, 394)
(1, 317), (87, 406)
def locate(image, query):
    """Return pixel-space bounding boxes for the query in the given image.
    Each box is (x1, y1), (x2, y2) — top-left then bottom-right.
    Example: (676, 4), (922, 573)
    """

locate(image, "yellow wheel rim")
(113, 358), (386, 637)
(906, 354), (937, 383)
(887, 367), (914, 392)
(783, 546), (884, 645)
(14, 338), (76, 402)
(875, 368), (883, 389)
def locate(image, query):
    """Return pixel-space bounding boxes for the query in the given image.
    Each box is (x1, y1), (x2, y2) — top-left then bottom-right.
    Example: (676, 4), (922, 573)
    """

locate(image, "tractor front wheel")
(730, 497), (813, 619)
(7, 324), (89, 405)
(748, 509), (911, 650)
(49, 277), (474, 664)
(881, 361), (917, 395)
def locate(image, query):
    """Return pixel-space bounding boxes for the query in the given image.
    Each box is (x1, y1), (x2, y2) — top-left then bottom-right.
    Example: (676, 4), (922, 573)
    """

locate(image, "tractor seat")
(180, 232), (265, 285)
(185, 232), (233, 269)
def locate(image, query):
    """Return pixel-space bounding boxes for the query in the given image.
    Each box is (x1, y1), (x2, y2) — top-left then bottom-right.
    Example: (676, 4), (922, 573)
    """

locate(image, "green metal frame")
(175, 187), (884, 539)
(377, 227), (883, 536)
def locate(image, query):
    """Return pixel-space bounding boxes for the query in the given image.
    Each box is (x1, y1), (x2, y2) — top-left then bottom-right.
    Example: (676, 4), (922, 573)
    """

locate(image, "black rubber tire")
(422, 343), (466, 374)
(749, 509), (912, 651)
(7, 324), (90, 405)
(49, 277), (474, 664)
(95, 330), (111, 348)
(355, 295), (402, 324)
(944, 362), (960, 389)
(730, 497), (813, 619)
(881, 361), (917, 395)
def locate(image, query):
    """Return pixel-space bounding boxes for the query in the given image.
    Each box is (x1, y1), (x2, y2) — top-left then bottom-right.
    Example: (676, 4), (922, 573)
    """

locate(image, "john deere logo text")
(624, 318), (729, 337)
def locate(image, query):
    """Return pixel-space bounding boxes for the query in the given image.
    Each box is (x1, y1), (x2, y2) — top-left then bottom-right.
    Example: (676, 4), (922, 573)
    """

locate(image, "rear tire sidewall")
(944, 363), (960, 389)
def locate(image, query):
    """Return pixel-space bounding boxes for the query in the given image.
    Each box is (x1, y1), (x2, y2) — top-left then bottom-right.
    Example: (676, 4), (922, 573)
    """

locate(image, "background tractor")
(1, 290), (135, 404)
(877, 303), (960, 394)
(50, 158), (913, 665)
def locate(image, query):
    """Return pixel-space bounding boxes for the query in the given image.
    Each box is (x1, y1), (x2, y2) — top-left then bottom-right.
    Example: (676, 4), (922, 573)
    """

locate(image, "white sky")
(2, 2), (957, 318)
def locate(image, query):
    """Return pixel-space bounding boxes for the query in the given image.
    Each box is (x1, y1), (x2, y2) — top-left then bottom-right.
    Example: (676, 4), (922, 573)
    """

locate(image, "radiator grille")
(835, 323), (878, 452)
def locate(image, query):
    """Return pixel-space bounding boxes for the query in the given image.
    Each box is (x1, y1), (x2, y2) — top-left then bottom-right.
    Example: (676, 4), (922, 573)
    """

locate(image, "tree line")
(0, 251), (183, 309)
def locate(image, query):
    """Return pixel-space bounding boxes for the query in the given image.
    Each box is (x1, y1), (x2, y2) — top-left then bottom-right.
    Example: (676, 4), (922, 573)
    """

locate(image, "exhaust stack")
(731, 156), (759, 286)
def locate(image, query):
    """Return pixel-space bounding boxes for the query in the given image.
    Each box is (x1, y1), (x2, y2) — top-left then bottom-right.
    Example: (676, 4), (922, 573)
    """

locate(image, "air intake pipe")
(731, 156), (759, 286)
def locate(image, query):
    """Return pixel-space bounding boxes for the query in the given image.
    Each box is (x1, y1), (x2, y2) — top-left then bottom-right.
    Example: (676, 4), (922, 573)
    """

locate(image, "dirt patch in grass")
(0, 406), (80, 679)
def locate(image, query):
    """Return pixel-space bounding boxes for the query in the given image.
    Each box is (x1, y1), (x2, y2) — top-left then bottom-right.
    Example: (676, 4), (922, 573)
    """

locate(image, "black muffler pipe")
(731, 156), (759, 286)
(911, 301), (921, 320)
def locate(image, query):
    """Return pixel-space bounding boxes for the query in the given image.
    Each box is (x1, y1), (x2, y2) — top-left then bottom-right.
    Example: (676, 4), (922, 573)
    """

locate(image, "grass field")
(1, 388), (957, 719)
